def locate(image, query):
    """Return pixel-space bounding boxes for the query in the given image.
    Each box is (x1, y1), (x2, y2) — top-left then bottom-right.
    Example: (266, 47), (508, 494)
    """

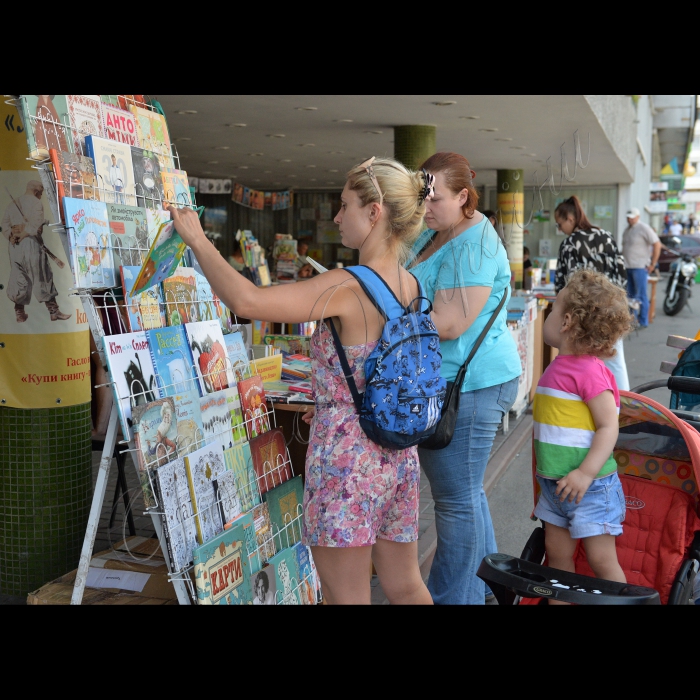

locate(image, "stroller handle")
(631, 376), (700, 395)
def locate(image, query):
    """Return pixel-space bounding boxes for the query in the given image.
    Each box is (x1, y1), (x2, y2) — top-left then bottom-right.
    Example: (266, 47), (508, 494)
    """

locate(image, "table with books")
(9, 94), (322, 606)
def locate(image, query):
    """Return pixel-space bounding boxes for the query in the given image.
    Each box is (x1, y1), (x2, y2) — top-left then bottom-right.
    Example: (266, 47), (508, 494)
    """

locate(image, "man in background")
(622, 207), (661, 329)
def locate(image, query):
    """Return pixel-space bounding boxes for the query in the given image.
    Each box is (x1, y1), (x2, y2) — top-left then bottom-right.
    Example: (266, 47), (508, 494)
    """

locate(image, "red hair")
(420, 152), (480, 220)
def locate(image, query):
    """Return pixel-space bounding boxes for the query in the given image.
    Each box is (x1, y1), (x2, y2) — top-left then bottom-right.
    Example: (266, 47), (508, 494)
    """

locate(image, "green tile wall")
(0, 403), (92, 596)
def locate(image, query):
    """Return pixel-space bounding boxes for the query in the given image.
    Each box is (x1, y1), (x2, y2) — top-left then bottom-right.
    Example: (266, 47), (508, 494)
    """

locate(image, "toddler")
(533, 269), (633, 601)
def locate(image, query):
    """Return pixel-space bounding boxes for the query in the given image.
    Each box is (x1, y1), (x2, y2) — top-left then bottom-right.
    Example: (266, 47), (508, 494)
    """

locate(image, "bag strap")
(327, 318), (363, 413)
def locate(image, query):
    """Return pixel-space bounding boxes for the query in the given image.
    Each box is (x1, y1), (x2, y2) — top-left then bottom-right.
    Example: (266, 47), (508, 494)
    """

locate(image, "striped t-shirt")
(533, 354), (619, 480)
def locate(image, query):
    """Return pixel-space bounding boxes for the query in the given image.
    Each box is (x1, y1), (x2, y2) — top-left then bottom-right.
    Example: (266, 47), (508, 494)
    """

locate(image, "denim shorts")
(534, 472), (626, 539)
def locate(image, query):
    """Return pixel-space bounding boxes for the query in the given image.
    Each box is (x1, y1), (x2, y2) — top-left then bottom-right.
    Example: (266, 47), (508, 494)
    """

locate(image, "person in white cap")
(621, 207), (660, 329)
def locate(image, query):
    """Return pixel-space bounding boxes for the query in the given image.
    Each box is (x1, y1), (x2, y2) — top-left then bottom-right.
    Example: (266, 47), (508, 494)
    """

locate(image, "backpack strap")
(327, 318), (363, 413)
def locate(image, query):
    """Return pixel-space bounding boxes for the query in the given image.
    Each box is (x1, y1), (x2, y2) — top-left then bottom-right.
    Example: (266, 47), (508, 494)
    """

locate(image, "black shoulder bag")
(419, 290), (508, 450)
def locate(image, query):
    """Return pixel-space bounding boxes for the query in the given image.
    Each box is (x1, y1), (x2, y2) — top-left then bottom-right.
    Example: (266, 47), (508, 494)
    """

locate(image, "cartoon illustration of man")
(1, 180), (71, 323)
(108, 154), (124, 204)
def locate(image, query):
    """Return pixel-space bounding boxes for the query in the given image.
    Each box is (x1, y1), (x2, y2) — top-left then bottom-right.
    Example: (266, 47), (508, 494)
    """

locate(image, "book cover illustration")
(185, 319), (235, 395)
(263, 475), (304, 553)
(252, 502), (276, 567)
(249, 427), (292, 497)
(251, 565), (277, 605)
(67, 95), (103, 155)
(18, 95), (70, 160)
(128, 104), (173, 168)
(100, 102), (140, 148)
(120, 265), (166, 332)
(200, 390), (233, 454)
(103, 330), (158, 437)
(224, 441), (260, 513)
(145, 207), (171, 248)
(226, 510), (261, 573)
(146, 325), (198, 397)
(162, 267), (197, 326)
(161, 168), (192, 207)
(131, 397), (178, 508)
(192, 270), (220, 325)
(62, 197), (116, 288)
(173, 388), (204, 455)
(108, 203), (149, 268)
(184, 444), (226, 545)
(192, 518), (254, 605)
(85, 134), (137, 207)
(230, 323), (253, 357)
(268, 547), (301, 605)
(131, 146), (165, 209)
(264, 334), (311, 358)
(222, 386), (246, 446)
(214, 469), (241, 529)
(294, 542), (317, 605)
(154, 456), (198, 573)
(49, 149), (98, 217)
(131, 220), (187, 296)
(224, 330), (252, 383)
(237, 374), (271, 440)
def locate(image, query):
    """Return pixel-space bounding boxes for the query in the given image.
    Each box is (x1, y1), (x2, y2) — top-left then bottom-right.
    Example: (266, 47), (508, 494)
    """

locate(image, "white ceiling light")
(510, 146), (527, 149)
(176, 110), (198, 114)
(365, 130), (383, 134)
(433, 101), (456, 106)
(495, 138), (513, 142)
(238, 165), (249, 169)
(228, 123), (247, 127)
(310, 178), (317, 181)
(280, 159), (292, 163)
(267, 134), (285, 138)
(296, 107), (317, 111)
(460, 115), (480, 119)
(328, 151), (344, 154)
(306, 164), (316, 168)
(334, 119), (354, 123)
(479, 128), (498, 132)
(215, 146), (231, 150)
(328, 169), (338, 172)
(249, 152), (264, 156)
(202, 171), (212, 174)
(327, 181), (336, 185)
(207, 161), (219, 164)
(299, 143), (316, 147)
(289, 174), (297, 178)
(175, 137), (191, 141)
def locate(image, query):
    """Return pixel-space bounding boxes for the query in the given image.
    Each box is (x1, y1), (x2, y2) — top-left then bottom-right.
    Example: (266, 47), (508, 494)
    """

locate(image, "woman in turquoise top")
(408, 152), (521, 605)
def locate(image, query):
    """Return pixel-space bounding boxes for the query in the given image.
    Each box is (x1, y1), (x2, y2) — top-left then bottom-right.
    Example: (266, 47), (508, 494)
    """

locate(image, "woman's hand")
(301, 407), (315, 424)
(165, 203), (208, 249)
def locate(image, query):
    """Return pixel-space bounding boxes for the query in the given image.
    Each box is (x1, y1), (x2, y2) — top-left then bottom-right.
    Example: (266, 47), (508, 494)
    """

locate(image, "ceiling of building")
(155, 95), (636, 191)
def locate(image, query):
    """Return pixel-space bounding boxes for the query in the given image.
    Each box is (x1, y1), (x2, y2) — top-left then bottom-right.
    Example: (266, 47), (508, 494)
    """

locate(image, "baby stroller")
(478, 376), (700, 605)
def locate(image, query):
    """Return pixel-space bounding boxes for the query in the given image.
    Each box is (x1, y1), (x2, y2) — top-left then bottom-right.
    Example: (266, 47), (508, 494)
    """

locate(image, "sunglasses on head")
(359, 156), (384, 206)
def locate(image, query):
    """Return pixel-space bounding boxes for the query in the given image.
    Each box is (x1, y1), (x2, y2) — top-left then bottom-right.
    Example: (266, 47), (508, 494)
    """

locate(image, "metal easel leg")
(149, 511), (192, 605)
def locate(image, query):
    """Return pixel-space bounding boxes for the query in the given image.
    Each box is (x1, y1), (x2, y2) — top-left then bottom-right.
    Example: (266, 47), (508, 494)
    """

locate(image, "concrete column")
(393, 125), (437, 171)
(498, 169), (525, 288)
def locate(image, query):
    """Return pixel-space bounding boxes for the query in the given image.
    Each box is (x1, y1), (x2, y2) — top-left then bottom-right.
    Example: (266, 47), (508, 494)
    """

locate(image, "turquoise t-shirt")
(408, 217), (521, 392)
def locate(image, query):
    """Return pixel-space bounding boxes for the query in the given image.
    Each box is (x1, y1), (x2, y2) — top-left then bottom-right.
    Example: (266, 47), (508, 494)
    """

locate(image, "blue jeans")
(627, 268), (649, 326)
(418, 377), (519, 605)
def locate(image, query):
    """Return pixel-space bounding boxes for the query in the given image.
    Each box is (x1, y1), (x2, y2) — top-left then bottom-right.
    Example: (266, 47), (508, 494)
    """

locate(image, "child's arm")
(555, 390), (619, 504)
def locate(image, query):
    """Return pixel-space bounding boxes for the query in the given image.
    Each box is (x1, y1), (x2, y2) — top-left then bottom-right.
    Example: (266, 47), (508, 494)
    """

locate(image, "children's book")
(131, 397), (178, 508)
(161, 168), (192, 207)
(200, 390), (234, 454)
(224, 330), (252, 383)
(49, 149), (98, 218)
(18, 94), (70, 160)
(263, 475), (304, 553)
(103, 330), (159, 437)
(230, 323), (253, 357)
(173, 388), (205, 455)
(268, 546), (302, 605)
(309, 545), (323, 603)
(226, 510), (261, 573)
(214, 469), (241, 529)
(120, 265), (166, 332)
(128, 104), (173, 169)
(131, 220), (187, 296)
(154, 456), (198, 573)
(236, 374), (271, 440)
(63, 197), (116, 288)
(222, 386), (246, 447)
(224, 441), (260, 513)
(252, 502), (276, 567)
(185, 319), (235, 395)
(252, 319), (270, 345)
(184, 444), (226, 545)
(249, 427), (292, 497)
(108, 203), (149, 268)
(251, 565), (277, 605)
(264, 334), (311, 358)
(100, 102), (140, 148)
(146, 325), (198, 397)
(85, 134), (137, 206)
(131, 146), (165, 209)
(191, 270), (215, 323)
(192, 516), (254, 605)
(67, 95), (103, 155)
(145, 207), (171, 248)
(162, 267), (198, 326)
(294, 542), (317, 605)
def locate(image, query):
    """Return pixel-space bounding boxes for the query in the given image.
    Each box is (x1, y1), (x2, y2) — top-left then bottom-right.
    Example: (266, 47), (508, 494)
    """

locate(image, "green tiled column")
(394, 125), (437, 170)
(0, 403), (92, 596)
(497, 169), (525, 289)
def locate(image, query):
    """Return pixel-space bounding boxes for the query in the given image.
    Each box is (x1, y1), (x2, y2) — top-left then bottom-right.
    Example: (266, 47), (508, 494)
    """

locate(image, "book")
(268, 546), (302, 605)
(248, 427), (292, 497)
(62, 197), (116, 288)
(263, 475), (304, 553)
(85, 134), (137, 206)
(131, 220), (187, 296)
(250, 354), (283, 384)
(154, 456), (198, 573)
(214, 469), (242, 529)
(236, 374), (271, 440)
(226, 510), (262, 573)
(103, 330), (159, 437)
(224, 442), (260, 513)
(294, 542), (317, 605)
(145, 207), (171, 248)
(100, 102), (140, 148)
(230, 323), (253, 357)
(264, 334), (311, 358)
(108, 203), (149, 268)
(49, 149), (98, 218)
(161, 168), (192, 207)
(224, 331), (252, 383)
(185, 319), (235, 395)
(222, 386), (247, 446)
(131, 397), (178, 508)
(252, 502), (276, 568)
(18, 94), (70, 160)
(162, 267), (198, 326)
(251, 565), (277, 605)
(184, 444), (226, 545)
(173, 388), (205, 455)
(191, 270), (215, 323)
(128, 104), (173, 169)
(67, 95), (103, 155)
(252, 319), (270, 345)
(131, 146), (165, 209)
(200, 390), (233, 454)
(120, 265), (166, 332)
(192, 516), (254, 605)
(36, 161), (61, 224)
(146, 325), (198, 397)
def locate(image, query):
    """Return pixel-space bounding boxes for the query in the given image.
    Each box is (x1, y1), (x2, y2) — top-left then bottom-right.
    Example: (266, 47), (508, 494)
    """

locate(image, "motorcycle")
(663, 248), (698, 316)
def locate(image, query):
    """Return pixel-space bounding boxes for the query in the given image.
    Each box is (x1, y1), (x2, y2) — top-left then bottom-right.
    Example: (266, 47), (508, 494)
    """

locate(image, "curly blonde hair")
(562, 269), (633, 358)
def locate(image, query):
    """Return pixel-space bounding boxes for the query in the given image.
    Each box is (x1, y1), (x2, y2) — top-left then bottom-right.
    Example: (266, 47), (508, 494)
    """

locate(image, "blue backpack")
(329, 265), (446, 450)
